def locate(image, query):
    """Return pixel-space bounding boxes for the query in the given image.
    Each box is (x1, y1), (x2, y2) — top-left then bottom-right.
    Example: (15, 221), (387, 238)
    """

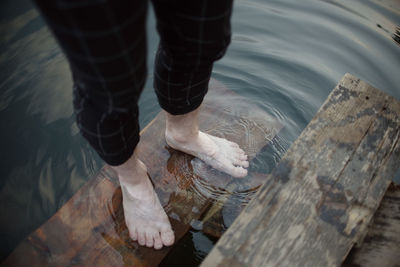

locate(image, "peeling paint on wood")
(201, 74), (400, 267)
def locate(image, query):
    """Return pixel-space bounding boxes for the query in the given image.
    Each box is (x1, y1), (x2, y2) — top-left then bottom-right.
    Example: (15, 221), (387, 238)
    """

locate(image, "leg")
(152, 0), (249, 177)
(34, 0), (173, 249)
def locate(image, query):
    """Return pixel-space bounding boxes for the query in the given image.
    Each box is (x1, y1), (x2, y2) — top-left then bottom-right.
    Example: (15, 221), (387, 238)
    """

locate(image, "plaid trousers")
(34, 0), (233, 166)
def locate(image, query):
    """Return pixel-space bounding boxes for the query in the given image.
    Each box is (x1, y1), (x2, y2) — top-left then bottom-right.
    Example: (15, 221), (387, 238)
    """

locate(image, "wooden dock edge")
(342, 183), (400, 267)
(200, 74), (400, 267)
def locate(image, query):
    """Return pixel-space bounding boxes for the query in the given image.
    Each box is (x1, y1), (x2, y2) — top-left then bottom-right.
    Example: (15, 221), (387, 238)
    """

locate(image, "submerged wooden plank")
(201, 74), (400, 267)
(342, 183), (400, 267)
(3, 79), (281, 267)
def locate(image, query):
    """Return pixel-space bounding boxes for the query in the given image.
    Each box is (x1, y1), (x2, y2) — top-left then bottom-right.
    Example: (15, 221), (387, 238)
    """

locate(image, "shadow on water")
(1, 0), (400, 264)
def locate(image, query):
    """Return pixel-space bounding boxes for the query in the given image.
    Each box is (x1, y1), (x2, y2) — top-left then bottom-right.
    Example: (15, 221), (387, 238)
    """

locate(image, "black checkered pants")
(34, 0), (233, 166)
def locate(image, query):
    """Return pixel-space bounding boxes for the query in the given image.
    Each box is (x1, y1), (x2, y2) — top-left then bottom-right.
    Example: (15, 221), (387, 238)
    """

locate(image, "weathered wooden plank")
(3, 79), (281, 267)
(201, 74), (400, 267)
(342, 183), (400, 267)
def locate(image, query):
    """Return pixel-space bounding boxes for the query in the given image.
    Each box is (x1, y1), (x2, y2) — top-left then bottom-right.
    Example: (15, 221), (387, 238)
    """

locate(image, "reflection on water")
(1, 0), (400, 264)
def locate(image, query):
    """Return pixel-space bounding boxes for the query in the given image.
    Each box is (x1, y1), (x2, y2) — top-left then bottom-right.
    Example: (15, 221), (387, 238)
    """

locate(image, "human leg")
(151, 0), (249, 177)
(34, 0), (173, 249)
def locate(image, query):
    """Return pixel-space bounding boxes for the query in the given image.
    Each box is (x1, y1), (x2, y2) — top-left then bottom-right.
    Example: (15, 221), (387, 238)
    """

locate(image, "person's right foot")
(114, 156), (174, 249)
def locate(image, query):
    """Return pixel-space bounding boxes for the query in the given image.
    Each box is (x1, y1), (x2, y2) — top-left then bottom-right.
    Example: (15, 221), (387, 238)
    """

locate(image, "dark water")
(0, 0), (399, 264)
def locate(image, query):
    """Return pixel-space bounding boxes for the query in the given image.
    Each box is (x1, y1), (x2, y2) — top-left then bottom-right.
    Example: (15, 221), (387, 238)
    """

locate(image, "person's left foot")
(165, 130), (249, 177)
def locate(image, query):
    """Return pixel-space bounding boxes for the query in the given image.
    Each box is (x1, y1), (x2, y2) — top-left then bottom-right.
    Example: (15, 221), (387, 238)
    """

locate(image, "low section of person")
(34, 0), (249, 249)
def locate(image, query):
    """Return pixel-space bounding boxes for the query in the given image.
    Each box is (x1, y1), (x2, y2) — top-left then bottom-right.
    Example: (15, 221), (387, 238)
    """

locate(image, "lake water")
(0, 0), (399, 264)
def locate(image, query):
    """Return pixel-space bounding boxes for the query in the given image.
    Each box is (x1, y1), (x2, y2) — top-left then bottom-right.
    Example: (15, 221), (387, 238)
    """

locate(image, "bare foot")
(112, 153), (174, 249)
(165, 108), (249, 178)
(166, 131), (249, 177)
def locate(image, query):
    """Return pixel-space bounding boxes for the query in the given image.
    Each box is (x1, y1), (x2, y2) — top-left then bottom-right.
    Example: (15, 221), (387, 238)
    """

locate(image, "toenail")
(154, 240), (163, 250)
(161, 231), (175, 246)
(130, 234), (138, 241)
(138, 235), (146, 245)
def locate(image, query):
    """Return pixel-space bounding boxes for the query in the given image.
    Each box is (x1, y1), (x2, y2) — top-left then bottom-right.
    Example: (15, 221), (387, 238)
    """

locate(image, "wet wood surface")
(342, 183), (400, 267)
(3, 79), (282, 267)
(201, 74), (400, 267)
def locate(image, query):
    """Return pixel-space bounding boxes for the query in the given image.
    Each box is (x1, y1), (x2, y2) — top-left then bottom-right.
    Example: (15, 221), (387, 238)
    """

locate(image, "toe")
(154, 233), (163, 250)
(229, 166), (248, 178)
(129, 228), (138, 241)
(241, 160), (249, 168)
(239, 154), (248, 161)
(236, 167), (248, 177)
(234, 158), (249, 168)
(161, 229), (175, 246)
(145, 231), (154, 248)
(138, 230), (146, 246)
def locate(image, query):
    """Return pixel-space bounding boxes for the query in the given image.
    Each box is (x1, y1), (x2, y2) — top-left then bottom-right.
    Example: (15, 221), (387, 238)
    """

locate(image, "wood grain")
(342, 183), (400, 267)
(2, 79), (281, 267)
(201, 74), (400, 267)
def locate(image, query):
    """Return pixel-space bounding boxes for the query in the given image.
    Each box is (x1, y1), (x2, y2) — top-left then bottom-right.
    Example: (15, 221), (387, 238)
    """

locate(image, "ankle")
(165, 111), (201, 144)
(111, 153), (148, 187)
(165, 126), (199, 145)
(116, 160), (154, 201)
